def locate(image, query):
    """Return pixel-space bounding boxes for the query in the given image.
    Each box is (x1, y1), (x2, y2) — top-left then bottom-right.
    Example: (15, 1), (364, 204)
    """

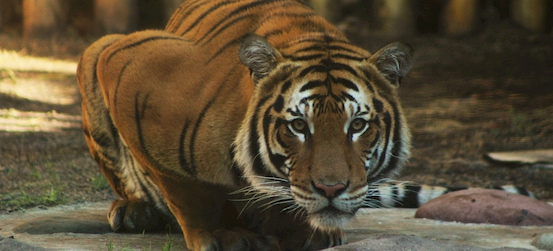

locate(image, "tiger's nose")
(314, 182), (346, 199)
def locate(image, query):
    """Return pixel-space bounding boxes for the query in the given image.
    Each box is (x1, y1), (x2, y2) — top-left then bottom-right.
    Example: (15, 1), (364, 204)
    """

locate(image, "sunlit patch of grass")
(0, 68), (17, 83)
(0, 49), (77, 75)
(0, 109), (81, 132)
(0, 75), (78, 105)
(0, 49), (81, 133)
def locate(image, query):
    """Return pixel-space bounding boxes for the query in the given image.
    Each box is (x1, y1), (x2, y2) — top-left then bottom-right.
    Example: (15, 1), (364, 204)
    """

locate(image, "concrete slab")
(1, 201), (552, 250)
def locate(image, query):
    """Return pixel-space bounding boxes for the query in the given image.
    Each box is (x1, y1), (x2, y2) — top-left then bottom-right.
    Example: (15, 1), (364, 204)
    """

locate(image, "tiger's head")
(234, 34), (413, 231)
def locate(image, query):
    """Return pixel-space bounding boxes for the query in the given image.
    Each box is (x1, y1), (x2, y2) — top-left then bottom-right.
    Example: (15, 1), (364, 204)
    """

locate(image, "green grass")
(492, 109), (546, 137)
(91, 175), (111, 190)
(162, 233), (174, 251)
(0, 68), (17, 83)
(103, 233), (176, 251)
(1, 184), (66, 211)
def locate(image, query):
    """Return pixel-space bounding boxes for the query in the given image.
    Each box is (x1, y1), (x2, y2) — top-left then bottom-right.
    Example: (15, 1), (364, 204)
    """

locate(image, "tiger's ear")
(239, 34), (282, 83)
(369, 42), (413, 87)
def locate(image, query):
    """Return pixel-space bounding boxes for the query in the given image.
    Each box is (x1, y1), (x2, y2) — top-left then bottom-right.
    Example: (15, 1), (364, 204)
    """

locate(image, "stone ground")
(0, 17), (552, 251)
(1, 201), (553, 250)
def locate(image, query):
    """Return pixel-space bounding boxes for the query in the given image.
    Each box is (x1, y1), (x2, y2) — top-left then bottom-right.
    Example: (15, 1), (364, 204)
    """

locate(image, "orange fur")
(78, 0), (413, 250)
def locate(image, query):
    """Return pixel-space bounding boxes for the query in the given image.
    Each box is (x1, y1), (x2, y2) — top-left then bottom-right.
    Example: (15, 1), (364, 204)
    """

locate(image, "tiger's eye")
(291, 119), (307, 133)
(350, 118), (367, 133)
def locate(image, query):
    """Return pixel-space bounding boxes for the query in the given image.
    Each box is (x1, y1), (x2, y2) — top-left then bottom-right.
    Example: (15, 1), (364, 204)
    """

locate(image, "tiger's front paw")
(108, 199), (176, 233)
(186, 228), (280, 251)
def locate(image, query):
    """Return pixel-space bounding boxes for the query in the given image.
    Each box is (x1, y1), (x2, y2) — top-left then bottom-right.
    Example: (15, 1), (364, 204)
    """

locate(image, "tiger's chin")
(308, 206), (355, 231)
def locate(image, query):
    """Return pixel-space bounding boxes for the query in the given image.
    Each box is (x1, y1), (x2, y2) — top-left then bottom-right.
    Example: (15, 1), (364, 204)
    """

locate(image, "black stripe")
(88, 119), (114, 152)
(280, 80), (292, 93)
(256, 11), (317, 33)
(263, 106), (287, 177)
(205, 35), (247, 65)
(332, 77), (359, 92)
(278, 36), (343, 51)
(273, 95), (284, 113)
(298, 65), (327, 78)
(331, 53), (366, 61)
(259, 13), (319, 40)
(275, 119), (289, 148)
(106, 36), (183, 64)
(391, 185), (401, 207)
(300, 80), (325, 92)
(176, 1), (237, 36)
(321, 59), (358, 76)
(134, 92), (169, 173)
(286, 108), (301, 117)
(380, 102), (403, 177)
(263, 29), (284, 42)
(294, 44), (324, 54)
(340, 91), (355, 101)
(367, 112), (391, 179)
(400, 184), (421, 208)
(89, 130), (118, 164)
(178, 122), (196, 176)
(112, 60), (131, 112)
(373, 98), (383, 113)
(165, 0), (206, 32)
(328, 45), (363, 56)
(300, 94), (324, 103)
(296, 20), (328, 33)
(368, 129), (381, 149)
(186, 0), (281, 37)
(368, 193), (382, 208)
(197, 14), (253, 46)
(190, 63), (241, 171)
(249, 97), (275, 178)
(188, 97), (216, 178)
(359, 68), (377, 93)
(290, 54), (325, 61)
(87, 38), (120, 91)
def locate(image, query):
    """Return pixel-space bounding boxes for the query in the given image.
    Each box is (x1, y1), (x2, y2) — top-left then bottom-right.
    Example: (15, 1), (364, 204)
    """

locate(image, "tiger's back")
(95, 0), (347, 184)
(78, 0), (415, 250)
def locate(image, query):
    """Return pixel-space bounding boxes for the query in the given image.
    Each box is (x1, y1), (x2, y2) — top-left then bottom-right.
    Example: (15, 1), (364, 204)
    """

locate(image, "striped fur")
(78, 0), (419, 250)
(366, 182), (535, 209)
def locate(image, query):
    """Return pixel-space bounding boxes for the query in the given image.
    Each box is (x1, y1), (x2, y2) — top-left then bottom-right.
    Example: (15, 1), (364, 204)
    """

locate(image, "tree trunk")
(94, 0), (138, 35)
(511, 0), (549, 33)
(441, 0), (479, 36)
(23, 0), (68, 39)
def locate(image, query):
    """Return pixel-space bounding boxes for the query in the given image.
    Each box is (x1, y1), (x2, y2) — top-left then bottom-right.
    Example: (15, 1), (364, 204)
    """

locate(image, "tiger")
(76, 0), (529, 250)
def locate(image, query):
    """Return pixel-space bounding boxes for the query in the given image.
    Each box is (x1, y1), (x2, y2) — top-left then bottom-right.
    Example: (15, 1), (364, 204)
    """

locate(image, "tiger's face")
(235, 34), (413, 231)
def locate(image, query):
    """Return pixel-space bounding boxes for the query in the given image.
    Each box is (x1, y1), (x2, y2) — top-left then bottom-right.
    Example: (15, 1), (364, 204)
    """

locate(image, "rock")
(533, 232), (553, 250)
(415, 188), (553, 226)
(0, 235), (47, 251)
(322, 234), (489, 251)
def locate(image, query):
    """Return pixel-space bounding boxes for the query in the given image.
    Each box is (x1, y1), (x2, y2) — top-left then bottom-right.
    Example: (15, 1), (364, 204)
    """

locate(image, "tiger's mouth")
(308, 205), (356, 230)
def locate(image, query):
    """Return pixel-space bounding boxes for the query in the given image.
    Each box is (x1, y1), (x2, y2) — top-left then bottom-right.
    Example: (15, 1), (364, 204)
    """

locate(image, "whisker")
(229, 175), (295, 216)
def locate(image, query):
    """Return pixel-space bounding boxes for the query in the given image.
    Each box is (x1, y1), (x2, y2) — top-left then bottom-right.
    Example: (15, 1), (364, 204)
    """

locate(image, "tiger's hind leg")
(78, 35), (178, 233)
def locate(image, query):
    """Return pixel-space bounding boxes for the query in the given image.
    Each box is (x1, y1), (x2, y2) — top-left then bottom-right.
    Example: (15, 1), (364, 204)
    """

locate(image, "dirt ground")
(0, 19), (552, 215)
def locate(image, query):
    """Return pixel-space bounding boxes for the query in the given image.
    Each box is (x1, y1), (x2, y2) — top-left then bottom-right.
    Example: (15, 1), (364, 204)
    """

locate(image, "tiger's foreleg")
(151, 174), (281, 251)
(78, 35), (177, 233)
